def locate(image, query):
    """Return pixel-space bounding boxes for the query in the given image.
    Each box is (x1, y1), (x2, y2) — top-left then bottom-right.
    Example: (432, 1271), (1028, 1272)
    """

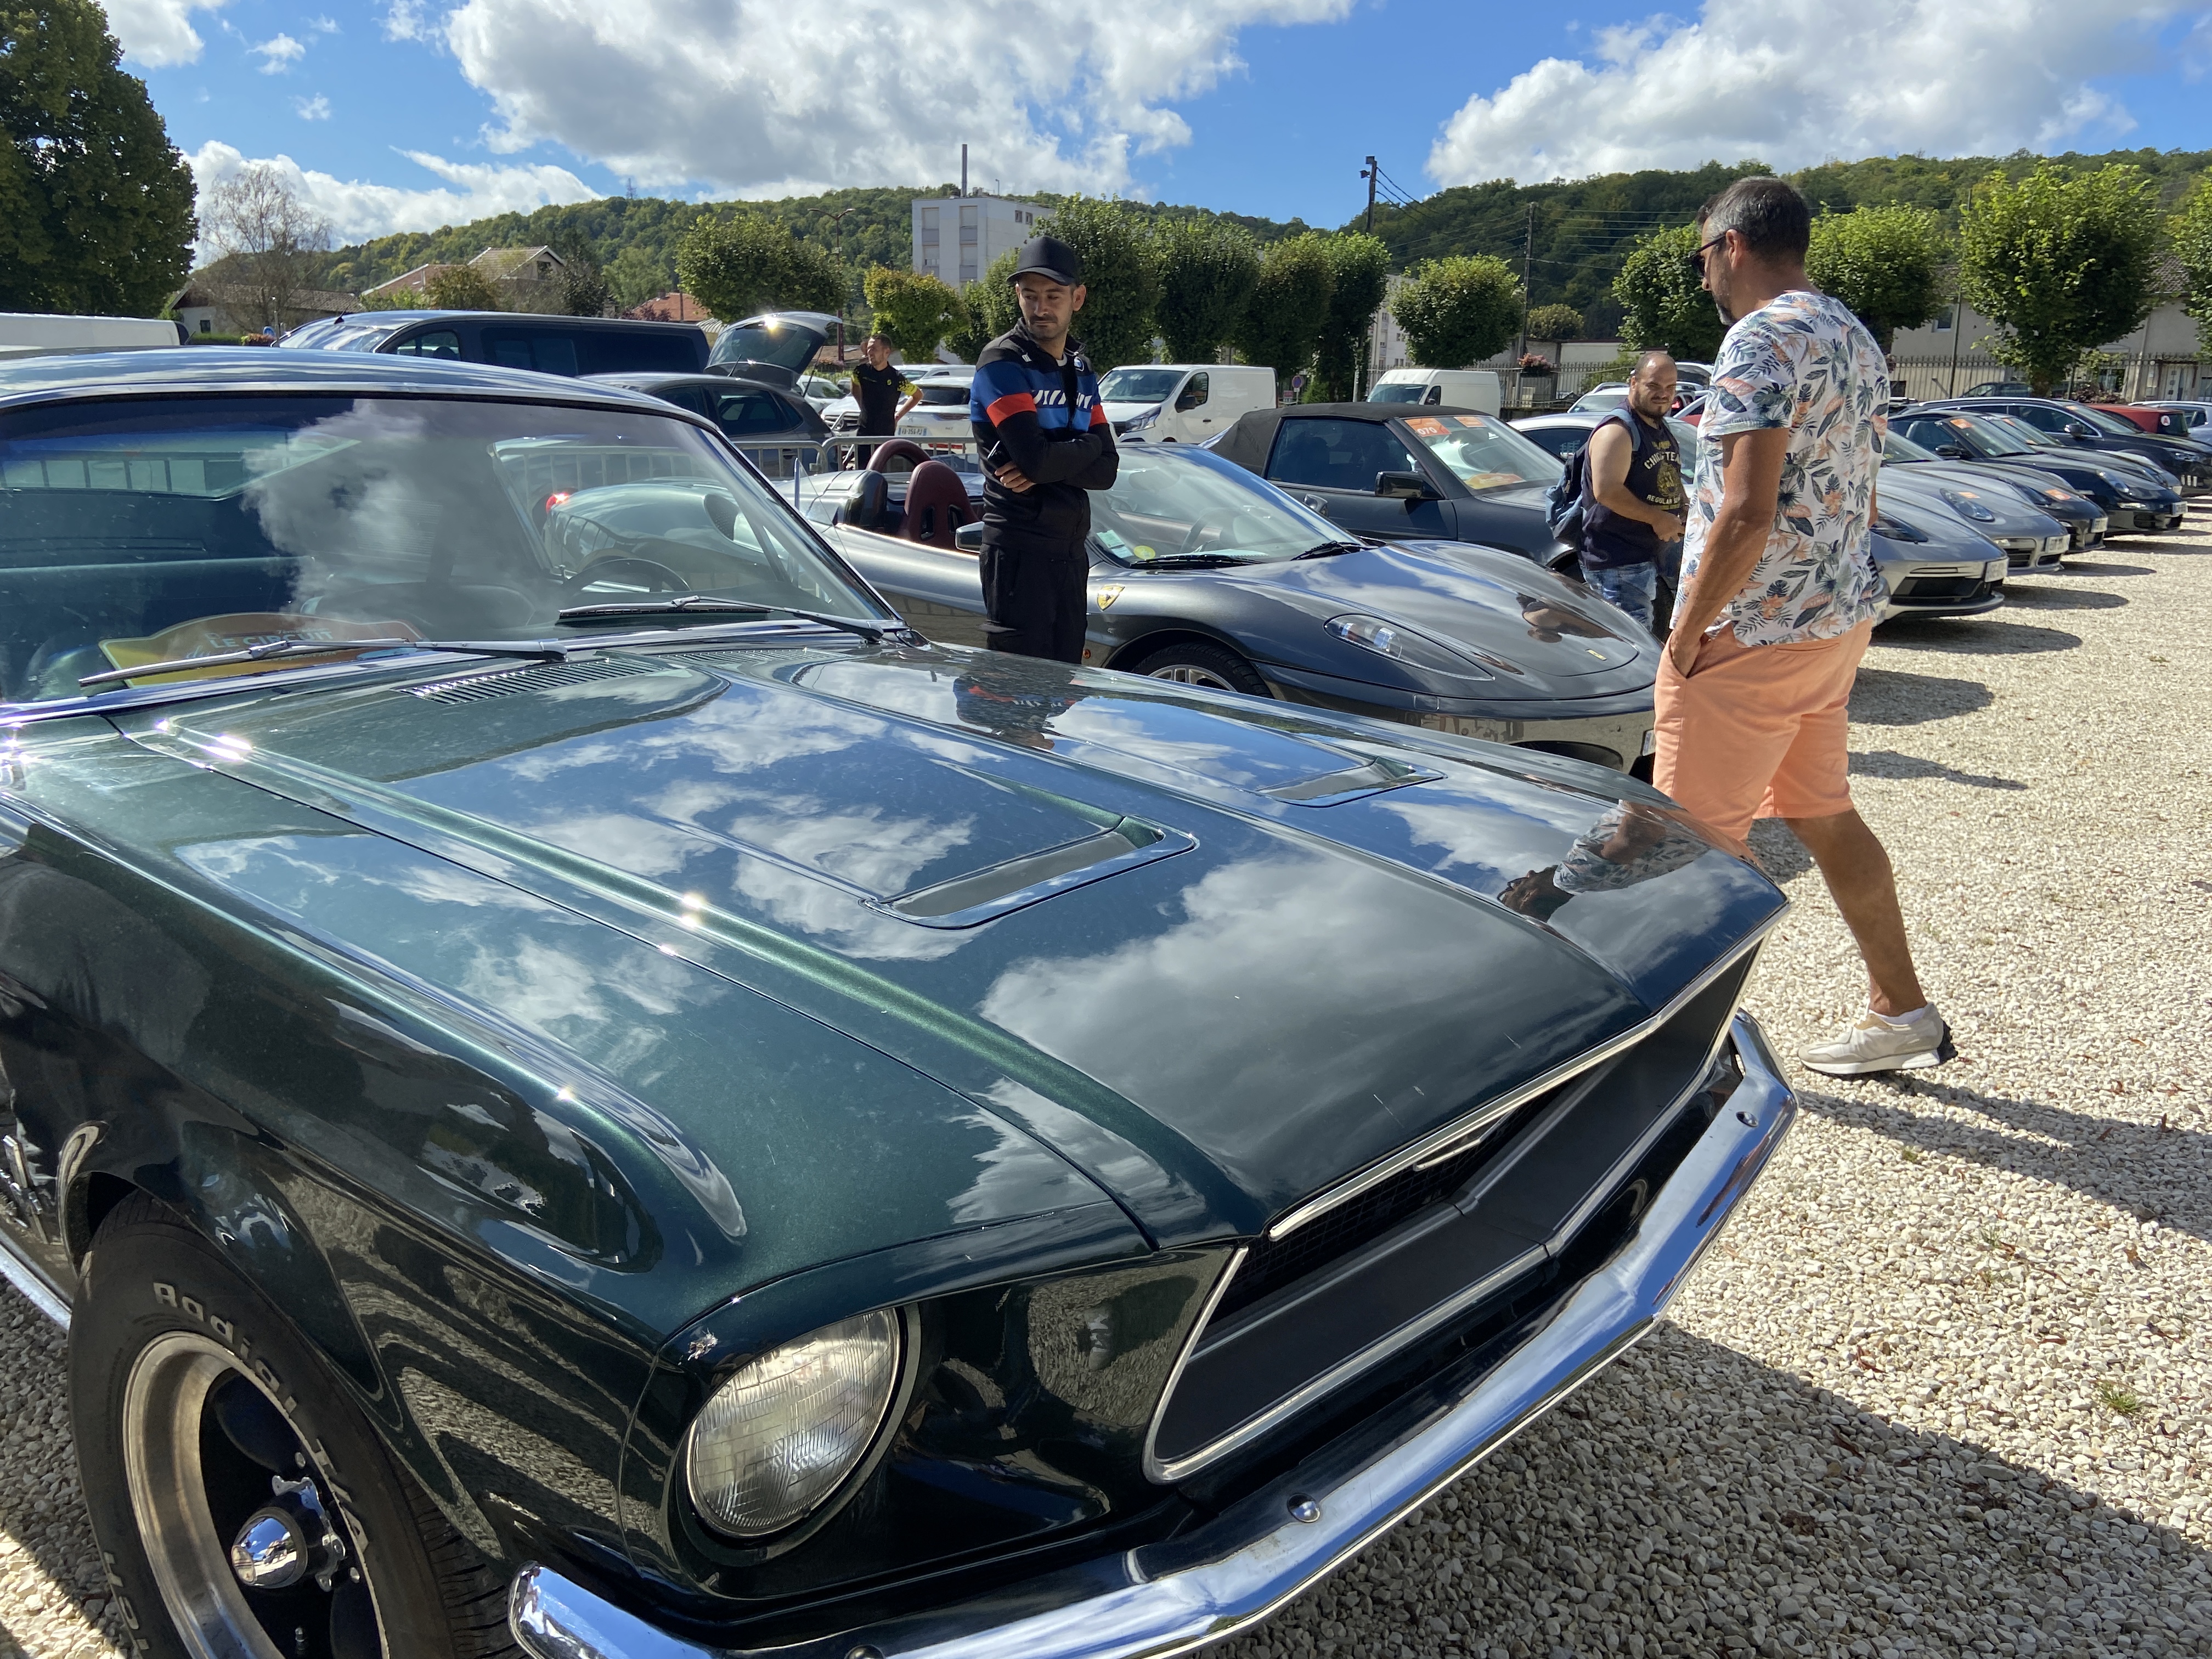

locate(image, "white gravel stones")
(3, 522), (2210, 1658)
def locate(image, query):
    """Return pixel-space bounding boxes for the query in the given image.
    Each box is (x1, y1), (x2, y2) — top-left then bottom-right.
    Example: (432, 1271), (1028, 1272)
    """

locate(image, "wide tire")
(1129, 640), (1271, 697)
(70, 1192), (516, 1659)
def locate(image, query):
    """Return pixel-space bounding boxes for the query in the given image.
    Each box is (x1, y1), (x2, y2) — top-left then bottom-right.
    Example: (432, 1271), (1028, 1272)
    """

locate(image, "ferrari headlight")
(1326, 613), (1493, 679)
(685, 1310), (901, 1538)
(1938, 488), (1997, 522)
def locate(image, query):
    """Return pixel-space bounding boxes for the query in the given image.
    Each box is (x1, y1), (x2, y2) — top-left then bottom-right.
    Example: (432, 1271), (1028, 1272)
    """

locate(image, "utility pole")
(1357, 157), (1379, 400)
(1515, 202), (1534, 404)
(1946, 297), (1963, 397)
(961, 144), (968, 198)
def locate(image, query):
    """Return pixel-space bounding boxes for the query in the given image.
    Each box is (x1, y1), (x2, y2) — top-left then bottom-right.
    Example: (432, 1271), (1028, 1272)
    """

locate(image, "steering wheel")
(562, 556), (693, 598)
(1173, 518), (1226, 557)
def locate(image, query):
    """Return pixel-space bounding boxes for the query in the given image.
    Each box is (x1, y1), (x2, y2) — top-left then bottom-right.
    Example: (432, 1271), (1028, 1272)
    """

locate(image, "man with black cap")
(967, 233), (1117, 662)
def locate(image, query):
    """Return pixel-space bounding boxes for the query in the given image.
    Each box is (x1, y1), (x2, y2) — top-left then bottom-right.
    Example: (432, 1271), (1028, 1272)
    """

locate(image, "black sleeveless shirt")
(1581, 409), (1681, 570)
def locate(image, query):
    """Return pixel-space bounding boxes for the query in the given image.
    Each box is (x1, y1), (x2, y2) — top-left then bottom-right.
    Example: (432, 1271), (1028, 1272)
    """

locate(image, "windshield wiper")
(79, 637), (570, 690)
(1132, 553), (1245, 569)
(553, 595), (897, 643)
(1294, 540), (1366, 559)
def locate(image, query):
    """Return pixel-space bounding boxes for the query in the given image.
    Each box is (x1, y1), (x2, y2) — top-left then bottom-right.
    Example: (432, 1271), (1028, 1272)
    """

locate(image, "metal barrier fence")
(1888, 354), (2207, 402)
(726, 439), (985, 515)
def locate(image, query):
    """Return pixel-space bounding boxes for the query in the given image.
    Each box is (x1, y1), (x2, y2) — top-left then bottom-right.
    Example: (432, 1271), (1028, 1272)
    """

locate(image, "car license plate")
(2041, 535), (2066, 554)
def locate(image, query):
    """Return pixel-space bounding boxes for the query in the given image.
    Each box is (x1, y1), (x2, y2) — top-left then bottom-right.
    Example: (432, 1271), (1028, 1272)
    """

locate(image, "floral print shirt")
(1683, 290), (1890, 644)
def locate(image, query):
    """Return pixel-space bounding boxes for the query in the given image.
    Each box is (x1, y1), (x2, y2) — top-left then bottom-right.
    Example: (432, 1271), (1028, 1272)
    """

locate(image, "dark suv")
(279, 310), (709, 375)
(1927, 396), (2212, 495)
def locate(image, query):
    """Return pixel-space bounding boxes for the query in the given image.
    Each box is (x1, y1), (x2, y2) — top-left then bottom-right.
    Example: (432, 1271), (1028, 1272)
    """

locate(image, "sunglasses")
(1691, 231), (1729, 277)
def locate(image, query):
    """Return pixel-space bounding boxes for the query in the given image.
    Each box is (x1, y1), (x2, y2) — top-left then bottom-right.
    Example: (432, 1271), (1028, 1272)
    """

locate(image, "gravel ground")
(3, 521), (2209, 1658)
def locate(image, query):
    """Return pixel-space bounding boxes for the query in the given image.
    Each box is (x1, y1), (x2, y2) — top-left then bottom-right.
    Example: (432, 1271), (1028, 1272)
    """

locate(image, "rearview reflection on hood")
(1498, 803), (1710, 925)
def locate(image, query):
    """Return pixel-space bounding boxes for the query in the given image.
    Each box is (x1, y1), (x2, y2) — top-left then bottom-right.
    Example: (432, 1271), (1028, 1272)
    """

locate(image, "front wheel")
(1128, 640), (1271, 696)
(70, 1193), (517, 1659)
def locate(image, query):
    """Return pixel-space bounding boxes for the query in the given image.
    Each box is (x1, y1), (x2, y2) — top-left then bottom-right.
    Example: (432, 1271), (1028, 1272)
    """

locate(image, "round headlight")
(685, 1309), (901, 1538)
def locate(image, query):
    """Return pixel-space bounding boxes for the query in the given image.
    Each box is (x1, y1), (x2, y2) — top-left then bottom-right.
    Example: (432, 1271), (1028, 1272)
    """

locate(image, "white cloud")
(187, 141), (602, 244)
(311, 14), (340, 31)
(251, 31), (306, 71)
(295, 94), (331, 120)
(104, 0), (227, 65)
(438, 0), (1355, 196)
(381, 0), (430, 40)
(1428, 0), (2198, 187)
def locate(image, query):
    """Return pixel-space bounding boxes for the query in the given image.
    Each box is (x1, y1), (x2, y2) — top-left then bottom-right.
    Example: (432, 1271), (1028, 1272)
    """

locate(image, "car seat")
(900, 461), (973, 548)
(835, 473), (893, 533)
(864, 438), (934, 474)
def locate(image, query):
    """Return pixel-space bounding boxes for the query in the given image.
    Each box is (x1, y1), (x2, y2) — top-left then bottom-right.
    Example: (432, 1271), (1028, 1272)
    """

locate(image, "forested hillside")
(303, 143), (2212, 336)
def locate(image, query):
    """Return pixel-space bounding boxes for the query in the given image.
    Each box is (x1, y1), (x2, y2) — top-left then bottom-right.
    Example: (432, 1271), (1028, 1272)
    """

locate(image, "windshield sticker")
(1096, 528), (1130, 550)
(1405, 416), (1449, 437)
(1130, 545), (1158, 561)
(1453, 416), (1489, 428)
(1462, 471), (1524, 489)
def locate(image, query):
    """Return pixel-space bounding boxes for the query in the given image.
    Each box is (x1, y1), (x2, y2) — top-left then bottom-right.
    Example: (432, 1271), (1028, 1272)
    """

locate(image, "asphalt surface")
(3, 516), (2209, 1659)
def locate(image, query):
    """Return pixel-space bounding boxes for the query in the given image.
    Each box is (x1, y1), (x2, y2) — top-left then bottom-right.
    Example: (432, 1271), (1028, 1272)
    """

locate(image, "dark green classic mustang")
(0, 352), (1796, 1659)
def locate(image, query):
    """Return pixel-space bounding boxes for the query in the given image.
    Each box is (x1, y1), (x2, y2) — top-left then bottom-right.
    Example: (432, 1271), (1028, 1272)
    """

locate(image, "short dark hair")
(1630, 349), (1675, 380)
(1698, 177), (1810, 261)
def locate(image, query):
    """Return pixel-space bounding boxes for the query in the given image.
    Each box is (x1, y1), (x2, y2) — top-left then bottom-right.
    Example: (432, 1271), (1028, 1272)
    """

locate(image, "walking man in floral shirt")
(1657, 176), (1951, 1077)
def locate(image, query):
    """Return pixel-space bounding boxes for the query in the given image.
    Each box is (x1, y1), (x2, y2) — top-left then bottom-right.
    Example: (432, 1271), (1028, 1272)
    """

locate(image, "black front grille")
(1215, 1088), (1562, 1323)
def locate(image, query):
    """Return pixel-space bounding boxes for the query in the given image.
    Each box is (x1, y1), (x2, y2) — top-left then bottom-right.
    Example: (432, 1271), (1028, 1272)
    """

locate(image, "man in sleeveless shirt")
(1579, 350), (1683, 631)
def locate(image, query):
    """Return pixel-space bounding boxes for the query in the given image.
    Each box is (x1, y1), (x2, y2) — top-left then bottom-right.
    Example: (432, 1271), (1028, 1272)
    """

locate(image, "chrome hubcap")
(123, 1332), (382, 1659)
(1147, 664), (1235, 690)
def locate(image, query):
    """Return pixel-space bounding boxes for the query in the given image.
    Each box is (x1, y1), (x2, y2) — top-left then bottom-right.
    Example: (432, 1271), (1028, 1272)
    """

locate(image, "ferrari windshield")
(1093, 448), (1345, 566)
(0, 393), (884, 704)
(1401, 412), (1562, 491)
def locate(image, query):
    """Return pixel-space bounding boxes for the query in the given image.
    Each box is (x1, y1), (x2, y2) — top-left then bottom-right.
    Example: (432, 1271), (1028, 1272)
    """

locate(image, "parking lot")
(3, 519), (2209, 1659)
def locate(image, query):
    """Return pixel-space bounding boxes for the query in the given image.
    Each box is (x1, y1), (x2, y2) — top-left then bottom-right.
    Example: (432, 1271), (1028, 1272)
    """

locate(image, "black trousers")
(980, 539), (1087, 663)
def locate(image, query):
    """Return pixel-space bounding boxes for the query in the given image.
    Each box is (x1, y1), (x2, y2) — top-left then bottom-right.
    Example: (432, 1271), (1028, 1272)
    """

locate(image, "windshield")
(1097, 368), (1185, 405)
(1366, 383), (1430, 404)
(1980, 414), (2059, 452)
(708, 318), (827, 373)
(1883, 430), (1939, 463)
(1401, 412), (1561, 490)
(1906, 413), (2024, 458)
(1092, 449), (1343, 566)
(917, 379), (972, 408)
(0, 394), (884, 705)
(2066, 404), (2145, 438)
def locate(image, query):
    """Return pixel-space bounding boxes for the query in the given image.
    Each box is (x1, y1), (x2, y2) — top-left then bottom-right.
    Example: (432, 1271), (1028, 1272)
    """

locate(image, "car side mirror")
(1375, 470), (1432, 501)
(702, 492), (741, 540)
(1934, 445), (1970, 459)
(953, 522), (983, 552)
(2064, 422), (2095, 439)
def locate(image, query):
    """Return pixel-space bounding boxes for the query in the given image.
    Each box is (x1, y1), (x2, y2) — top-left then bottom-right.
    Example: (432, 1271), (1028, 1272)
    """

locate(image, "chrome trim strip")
(1266, 917), (1778, 1243)
(1137, 1246), (1247, 1483)
(0, 1232), (70, 1328)
(506, 1011), (1796, 1659)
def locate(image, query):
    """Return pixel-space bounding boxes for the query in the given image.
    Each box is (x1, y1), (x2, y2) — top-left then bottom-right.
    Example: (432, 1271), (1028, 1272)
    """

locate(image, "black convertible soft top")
(1207, 403), (1497, 474)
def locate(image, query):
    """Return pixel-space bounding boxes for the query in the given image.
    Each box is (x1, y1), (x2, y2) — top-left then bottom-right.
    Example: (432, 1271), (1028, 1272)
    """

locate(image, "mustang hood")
(132, 644), (1781, 1248)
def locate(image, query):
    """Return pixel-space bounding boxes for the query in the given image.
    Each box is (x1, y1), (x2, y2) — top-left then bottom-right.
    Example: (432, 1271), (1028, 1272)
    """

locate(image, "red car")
(2090, 403), (2194, 439)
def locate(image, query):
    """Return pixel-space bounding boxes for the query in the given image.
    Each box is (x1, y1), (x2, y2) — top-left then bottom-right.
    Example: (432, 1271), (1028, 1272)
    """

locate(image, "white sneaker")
(1798, 1007), (1955, 1076)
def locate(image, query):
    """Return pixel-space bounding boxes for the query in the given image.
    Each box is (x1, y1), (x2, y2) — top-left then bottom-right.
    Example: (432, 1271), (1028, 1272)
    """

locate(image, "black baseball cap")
(1011, 235), (1082, 286)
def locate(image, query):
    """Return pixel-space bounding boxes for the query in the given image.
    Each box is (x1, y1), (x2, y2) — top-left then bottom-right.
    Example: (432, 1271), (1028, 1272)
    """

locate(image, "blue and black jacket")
(968, 324), (1118, 549)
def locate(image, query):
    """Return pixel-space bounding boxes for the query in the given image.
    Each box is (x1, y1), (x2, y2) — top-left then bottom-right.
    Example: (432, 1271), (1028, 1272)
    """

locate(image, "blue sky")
(112, 0), (2212, 245)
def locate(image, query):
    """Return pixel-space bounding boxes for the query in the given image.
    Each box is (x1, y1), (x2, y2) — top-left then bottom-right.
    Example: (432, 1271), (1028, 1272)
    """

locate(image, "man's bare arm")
(1587, 422), (1681, 541)
(1666, 426), (1788, 673)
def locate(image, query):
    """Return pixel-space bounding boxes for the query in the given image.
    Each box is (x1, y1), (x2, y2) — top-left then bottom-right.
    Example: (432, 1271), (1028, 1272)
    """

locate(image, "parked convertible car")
(1207, 403), (1575, 568)
(1891, 408), (2183, 534)
(0, 349), (1798, 1659)
(800, 441), (1661, 771)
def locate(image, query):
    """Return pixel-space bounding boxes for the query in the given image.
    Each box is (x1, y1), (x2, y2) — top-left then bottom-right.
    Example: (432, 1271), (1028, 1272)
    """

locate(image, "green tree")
(199, 166), (332, 330)
(605, 244), (670, 311)
(1235, 233), (1336, 381)
(1392, 253), (1522, 368)
(424, 266), (504, 311)
(1153, 216), (1259, 362)
(2166, 173), (2212, 356)
(943, 251), (1019, 360)
(675, 212), (847, 321)
(1038, 198), (1160, 370)
(548, 234), (614, 317)
(1525, 302), (1584, 341)
(0, 0), (195, 315)
(1312, 233), (1390, 400)
(1611, 224), (1724, 362)
(1958, 163), (2160, 396)
(862, 266), (963, 361)
(1805, 204), (1951, 349)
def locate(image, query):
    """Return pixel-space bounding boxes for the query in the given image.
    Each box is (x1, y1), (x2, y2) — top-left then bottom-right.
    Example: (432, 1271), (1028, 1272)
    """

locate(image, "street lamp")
(830, 207), (857, 364)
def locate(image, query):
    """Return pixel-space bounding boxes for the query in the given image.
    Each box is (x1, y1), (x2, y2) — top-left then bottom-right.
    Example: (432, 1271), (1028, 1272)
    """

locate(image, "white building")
(913, 195), (1046, 291)
(1888, 284), (2202, 402)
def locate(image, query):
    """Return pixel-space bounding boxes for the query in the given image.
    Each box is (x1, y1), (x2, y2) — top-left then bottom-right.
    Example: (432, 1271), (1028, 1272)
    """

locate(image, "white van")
(1366, 368), (1503, 414)
(0, 312), (187, 363)
(1098, 364), (1274, 443)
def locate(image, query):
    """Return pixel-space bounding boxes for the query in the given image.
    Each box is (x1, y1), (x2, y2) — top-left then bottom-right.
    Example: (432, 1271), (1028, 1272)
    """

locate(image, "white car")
(796, 374), (847, 411)
(1099, 364), (1276, 443)
(895, 365), (979, 449)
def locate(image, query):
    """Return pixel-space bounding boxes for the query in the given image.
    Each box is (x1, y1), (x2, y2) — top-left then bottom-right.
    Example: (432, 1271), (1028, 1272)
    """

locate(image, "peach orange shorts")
(1653, 619), (1873, 851)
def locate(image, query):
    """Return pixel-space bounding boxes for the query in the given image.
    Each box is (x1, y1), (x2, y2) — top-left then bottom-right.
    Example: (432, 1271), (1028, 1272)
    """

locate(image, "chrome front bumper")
(511, 1011), (1797, 1659)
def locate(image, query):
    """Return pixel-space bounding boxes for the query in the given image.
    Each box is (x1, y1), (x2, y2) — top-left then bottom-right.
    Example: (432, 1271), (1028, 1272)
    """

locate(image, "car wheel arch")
(1103, 626), (1271, 681)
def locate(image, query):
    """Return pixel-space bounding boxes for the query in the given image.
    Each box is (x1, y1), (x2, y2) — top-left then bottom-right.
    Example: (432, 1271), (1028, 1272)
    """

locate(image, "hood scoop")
(1263, 754), (1440, 805)
(878, 812), (1190, 927)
